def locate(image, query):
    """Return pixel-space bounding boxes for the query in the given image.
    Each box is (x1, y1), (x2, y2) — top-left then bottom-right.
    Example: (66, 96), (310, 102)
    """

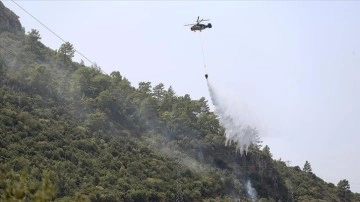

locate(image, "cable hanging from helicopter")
(185, 16), (212, 80)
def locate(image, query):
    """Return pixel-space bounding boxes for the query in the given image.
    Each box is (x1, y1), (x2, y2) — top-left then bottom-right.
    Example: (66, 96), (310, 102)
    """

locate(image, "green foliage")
(262, 145), (272, 158)
(274, 159), (360, 202)
(58, 41), (75, 62)
(0, 56), (7, 80)
(1, 7), (359, 201)
(27, 29), (41, 42)
(303, 160), (312, 173)
(337, 179), (351, 201)
(0, 169), (56, 201)
(26, 29), (41, 52)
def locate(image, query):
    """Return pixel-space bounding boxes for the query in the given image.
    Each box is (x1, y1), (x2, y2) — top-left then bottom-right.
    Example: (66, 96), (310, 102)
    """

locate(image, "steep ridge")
(0, 1), (23, 34)
(1, 3), (359, 202)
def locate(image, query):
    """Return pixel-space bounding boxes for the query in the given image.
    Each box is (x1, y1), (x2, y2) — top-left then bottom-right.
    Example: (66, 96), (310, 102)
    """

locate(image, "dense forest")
(0, 2), (359, 201)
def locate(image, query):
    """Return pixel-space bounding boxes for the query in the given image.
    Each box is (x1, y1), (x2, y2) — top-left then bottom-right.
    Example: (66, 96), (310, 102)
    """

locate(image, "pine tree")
(303, 160), (312, 173)
(262, 145), (272, 158)
(27, 29), (41, 52)
(58, 41), (75, 61)
(337, 179), (351, 201)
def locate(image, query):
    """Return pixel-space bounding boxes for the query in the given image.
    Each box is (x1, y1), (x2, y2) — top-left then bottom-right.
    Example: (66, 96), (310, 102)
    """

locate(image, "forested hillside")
(1, 2), (359, 201)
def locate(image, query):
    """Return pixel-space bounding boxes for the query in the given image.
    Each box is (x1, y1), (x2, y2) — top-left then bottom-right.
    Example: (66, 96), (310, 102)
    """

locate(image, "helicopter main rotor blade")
(197, 16), (199, 23)
(184, 24), (195, 26)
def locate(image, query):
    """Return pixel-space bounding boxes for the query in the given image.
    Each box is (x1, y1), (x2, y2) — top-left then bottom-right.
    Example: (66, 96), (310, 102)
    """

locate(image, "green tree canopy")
(26, 29), (42, 54)
(337, 179), (351, 201)
(28, 29), (41, 43)
(58, 41), (75, 61)
(303, 160), (312, 173)
(262, 145), (272, 158)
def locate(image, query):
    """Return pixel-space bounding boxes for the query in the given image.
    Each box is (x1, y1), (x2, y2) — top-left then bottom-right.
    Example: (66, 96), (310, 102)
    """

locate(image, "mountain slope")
(1, 2), (359, 202)
(0, 1), (22, 34)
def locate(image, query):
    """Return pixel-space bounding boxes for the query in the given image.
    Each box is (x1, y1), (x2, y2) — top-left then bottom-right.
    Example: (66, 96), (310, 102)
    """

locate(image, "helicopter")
(185, 16), (212, 32)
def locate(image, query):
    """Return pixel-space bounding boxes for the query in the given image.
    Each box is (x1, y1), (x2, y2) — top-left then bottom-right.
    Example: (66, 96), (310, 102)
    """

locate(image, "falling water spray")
(206, 79), (259, 155)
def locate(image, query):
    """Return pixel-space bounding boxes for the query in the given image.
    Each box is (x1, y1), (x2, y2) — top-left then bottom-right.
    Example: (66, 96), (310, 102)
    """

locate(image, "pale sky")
(3, 1), (360, 193)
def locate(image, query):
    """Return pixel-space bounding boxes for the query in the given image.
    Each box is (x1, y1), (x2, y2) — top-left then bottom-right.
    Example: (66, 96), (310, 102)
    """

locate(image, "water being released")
(206, 80), (259, 155)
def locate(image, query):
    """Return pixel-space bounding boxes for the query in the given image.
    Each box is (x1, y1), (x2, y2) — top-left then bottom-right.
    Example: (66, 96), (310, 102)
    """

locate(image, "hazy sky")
(3, 1), (360, 192)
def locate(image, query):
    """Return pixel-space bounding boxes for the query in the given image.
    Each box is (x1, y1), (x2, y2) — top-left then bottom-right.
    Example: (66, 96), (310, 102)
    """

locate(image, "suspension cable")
(10, 0), (95, 65)
(198, 32), (207, 74)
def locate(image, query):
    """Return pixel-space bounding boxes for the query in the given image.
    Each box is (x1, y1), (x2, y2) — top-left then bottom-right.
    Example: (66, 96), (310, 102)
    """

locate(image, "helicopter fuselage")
(190, 23), (212, 32)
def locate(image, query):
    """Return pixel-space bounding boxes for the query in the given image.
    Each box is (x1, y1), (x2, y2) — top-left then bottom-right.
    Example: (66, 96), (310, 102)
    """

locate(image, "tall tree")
(58, 41), (75, 61)
(153, 83), (165, 100)
(262, 145), (272, 158)
(26, 29), (42, 53)
(110, 71), (122, 85)
(28, 29), (41, 42)
(337, 179), (351, 201)
(303, 160), (312, 173)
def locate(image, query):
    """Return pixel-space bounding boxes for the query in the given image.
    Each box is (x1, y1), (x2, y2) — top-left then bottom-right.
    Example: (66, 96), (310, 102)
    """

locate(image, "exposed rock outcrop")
(0, 1), (23, 34)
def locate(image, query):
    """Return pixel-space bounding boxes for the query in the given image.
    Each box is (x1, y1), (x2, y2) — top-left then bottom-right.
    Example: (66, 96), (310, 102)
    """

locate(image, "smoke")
(246, 180), (258, 202)
(207, 80), (259, 155)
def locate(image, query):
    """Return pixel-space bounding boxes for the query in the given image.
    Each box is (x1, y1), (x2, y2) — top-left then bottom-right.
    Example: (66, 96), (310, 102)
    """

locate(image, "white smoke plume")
(207, 80), (259, 155)
(246, 180), (258, 202)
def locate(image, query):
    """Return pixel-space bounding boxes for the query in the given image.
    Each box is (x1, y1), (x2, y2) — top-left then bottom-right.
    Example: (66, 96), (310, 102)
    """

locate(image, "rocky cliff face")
(0, 1), (23, 34)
